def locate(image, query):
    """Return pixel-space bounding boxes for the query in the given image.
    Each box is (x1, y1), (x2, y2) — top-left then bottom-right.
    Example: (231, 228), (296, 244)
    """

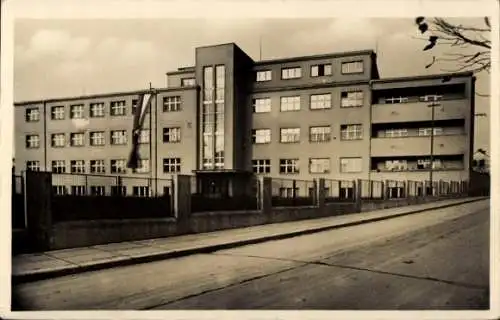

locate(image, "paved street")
(12, 199), (489, 310)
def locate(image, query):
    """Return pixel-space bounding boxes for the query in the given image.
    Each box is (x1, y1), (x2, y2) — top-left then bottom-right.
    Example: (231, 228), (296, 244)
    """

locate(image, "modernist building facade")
(14, 42), (475, 196)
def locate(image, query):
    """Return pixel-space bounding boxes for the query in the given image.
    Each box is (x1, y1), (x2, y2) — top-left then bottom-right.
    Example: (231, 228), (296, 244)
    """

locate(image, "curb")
(12, 197), (487, 285)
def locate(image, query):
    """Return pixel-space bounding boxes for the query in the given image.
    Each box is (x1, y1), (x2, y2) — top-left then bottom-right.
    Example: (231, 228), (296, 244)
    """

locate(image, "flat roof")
(254, 49), (376, 66)
(371, 71), (474, 84)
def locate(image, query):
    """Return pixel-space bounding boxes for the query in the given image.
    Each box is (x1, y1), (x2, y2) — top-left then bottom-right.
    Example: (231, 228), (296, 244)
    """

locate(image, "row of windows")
(25, 158), (182, 174)
(252, 91), (364, 113)
(381, 94), (443, 105)
(25, 127), (182, 149)
(381, 127), (446, 138)
(255, 61), (364, 82)
(52, 185), (170, 197)
(252, 157), (363, 174)
(252, 124), (363, 144)
(24, 96), (182, 122)
(379, 158), (457, 171)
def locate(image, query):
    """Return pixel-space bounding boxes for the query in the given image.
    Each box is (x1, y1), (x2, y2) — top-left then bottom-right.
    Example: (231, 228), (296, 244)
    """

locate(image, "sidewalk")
(12, 196), (487, 284)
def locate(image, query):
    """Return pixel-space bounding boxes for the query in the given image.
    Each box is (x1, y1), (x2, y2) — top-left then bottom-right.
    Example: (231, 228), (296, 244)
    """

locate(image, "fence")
(324, 179), (356, 203)
(271, 178), (316, 207)
(12, 175), (26, 229)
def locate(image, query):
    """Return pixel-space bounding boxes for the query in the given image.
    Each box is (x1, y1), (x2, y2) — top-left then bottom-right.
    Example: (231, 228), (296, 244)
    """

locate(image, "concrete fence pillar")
(25, 171), (53, 251)
(383, 180), (389, 201)
(355, 179), (362, 213)
(317, 178), (326, 213)
(173, 175), (192, 225)
(260, 176), (272, 216)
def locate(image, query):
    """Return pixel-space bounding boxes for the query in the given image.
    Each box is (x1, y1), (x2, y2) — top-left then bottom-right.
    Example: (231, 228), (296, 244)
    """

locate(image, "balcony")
(371, 99), (469, 124)
(370, 135), (467, 157)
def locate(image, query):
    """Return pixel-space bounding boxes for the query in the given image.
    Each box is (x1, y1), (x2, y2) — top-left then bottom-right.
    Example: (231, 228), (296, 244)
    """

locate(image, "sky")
(13, 17), (491, 150)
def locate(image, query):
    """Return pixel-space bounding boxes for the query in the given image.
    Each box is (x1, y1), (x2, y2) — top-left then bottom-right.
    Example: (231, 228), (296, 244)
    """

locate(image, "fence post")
(260, 177), (272, 217)
(25, 171), (53, 251)
(173, 175), (191, 230)
(355, 179), (362, 213)
(383, 180), (389, 201)
(317, 178), (325, 212)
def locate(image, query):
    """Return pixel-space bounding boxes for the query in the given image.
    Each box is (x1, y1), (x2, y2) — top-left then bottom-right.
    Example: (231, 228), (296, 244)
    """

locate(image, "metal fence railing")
(271, 178), (316, 207)
(324, 179), (355, 203)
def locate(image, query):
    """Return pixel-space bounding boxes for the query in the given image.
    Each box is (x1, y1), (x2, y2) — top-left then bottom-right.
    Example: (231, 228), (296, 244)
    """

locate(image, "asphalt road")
(12, 199), (490, 310)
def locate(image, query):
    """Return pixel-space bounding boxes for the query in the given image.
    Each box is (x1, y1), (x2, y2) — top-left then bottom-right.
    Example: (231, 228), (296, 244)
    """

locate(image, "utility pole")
(427, 101), (441, 195)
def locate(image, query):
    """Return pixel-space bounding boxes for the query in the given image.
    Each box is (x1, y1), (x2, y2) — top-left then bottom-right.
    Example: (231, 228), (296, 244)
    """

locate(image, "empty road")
(13, 199), (490, 310)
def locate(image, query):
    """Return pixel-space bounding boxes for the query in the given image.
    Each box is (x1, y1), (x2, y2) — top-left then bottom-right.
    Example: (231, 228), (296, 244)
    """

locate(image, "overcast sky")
(13, 17), (490, 150)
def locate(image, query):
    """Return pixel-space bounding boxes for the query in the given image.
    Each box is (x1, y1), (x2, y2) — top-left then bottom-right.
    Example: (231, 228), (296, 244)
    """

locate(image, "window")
(90, 186), (106, 196)
(252, 129), (271, 144)
(385, 129), (409, 138)
(51, 106), (65, 120)
(25, 108), (40, 122)
(52, 186), (67, 195)
(385, 96), (409, 104)
(90, 103), (105, 117)
(419, 95), (443, 102)
(163, 127), (181, 143)
(163, 96), (181, 112)
(385, 160), (408, 171)
(138, 129), (150, 144)
(256, 70), (272, 82)
(340, 157), (363, 173)
(25, 135), (40, 148)
(340, 124), (363, 140)
(341, 91), (364, 107)
(111, 159), (127, 174)
(71, 185), (86, 196)
(280, 128), (300, 143)
(51, 133), (66, 147)
(418, 127), (443, 136)
(309, 158), (330, 174)
(51, 160), (66, 173)
(111, 130), (127, 145)
(70, 133), (85, 147)
(280, 96), (301, 112)
(111, 186), (127, 196)
(133, 186), (150, 197)
(110, 100), (126, 116)
(136, 159), (150, 173)
(90, 160), (106, 174)
(252, 159), (271, 174)
(279, 159), (300, 174)
(252, 98), (271, 113)
(215, 65), (225, 102)
(311, 64), (332, 77)
(90, 131), (105, 146)
(70, 160), (85, 173)
(281, 67), (302, 79)
(70, 104), (84, 119)
(310, 126), (331, 143)
(181, 78), (196, 87)
(310, 94), (331, 110)
(341, 61), (364, 74)
(26, 161), (40, 171)
(163, 158), (181, 173)
(417, 158), (442, 170)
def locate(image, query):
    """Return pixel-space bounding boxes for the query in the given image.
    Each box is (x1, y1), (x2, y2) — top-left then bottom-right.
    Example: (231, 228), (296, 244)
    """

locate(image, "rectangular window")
(281, 67), (302, 79)
(110, 100), (126, 116)
(163, 127), (181, 143)
(341, 91), (364, 108)
(417, 158), (442, 170)
(181, 78), (196, 87)
(279, 158), (300, 174)
(133, 186), (150, 197)
(419, 95), (443, 102)
(51, 106), (65, 120)
(310, 94), (331, 110)
(385, 160), (408, 171)
(340, 157), (363, 173)
(52, 186), (67, 196)
(252, 98), (271, 113)
(70, 104), (84, 119)
(252, 129), (271, 144)
(51, 160), (66, 173)
(26, 161), (40, 171)
(70, 132), (85, 147)
(110, 159), (127, 174)
(418, 127), (443, 136)
(280, 128), (300, 143)
(111, 186), (127, 196)
(341, 61), (364, 74)
(280, 96), (301, 112)
(70, 160), (85, 173)
(252, 159), (271, 174)
(340, 124), (363, 140)
(90, 186), (106, 196)
(51, 133), (66, 148)
(25, 135), (40, 149)
(310, 126), (331, 143)
(138, 129), (150, 144)
(25, 108), (40, 122)
(311, 64), (332, 77)
(90, 103), (105, 117)
(385, 96), (409, 104)
(309, 158), (330, 174)
(163, 158), (181, 173)
(256, 70), (272, 82)
(215, 65), (225, 103)
(90, 131), (105, 146)
(90, 160), (106, 174)
(71, 185), (86, 196)
(385, 129), (409, 138)
(163, 96), (181, 112)
(136, 159), (150, 173)
(111, 130), (127, 145)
